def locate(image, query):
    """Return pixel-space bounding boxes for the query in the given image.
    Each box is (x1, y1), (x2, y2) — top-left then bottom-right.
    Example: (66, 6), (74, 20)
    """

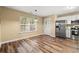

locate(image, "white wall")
(0, 7), (43, 42)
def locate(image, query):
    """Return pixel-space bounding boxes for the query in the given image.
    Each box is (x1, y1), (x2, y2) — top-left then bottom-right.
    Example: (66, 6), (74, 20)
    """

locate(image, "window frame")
(20, 16), (37, 33)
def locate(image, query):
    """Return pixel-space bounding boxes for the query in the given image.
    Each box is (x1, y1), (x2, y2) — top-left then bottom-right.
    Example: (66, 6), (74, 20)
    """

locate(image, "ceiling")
(5, 6), (79, 17)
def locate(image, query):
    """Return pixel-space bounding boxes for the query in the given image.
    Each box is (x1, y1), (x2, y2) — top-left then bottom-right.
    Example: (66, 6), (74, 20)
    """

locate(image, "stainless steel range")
(71, 20), (79, 40)
(71, 26), (79, 40)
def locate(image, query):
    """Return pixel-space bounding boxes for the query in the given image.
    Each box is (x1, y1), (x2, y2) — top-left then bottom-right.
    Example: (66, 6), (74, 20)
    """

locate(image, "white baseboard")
(43, 34), (55, 37)
(0, 34), (42, 45)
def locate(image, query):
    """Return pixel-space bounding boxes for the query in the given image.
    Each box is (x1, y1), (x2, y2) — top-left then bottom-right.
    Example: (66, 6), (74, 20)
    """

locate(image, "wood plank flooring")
(0, 35), (79, 53)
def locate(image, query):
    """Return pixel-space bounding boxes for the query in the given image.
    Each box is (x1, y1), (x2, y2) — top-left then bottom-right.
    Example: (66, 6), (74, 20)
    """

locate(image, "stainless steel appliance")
(56, 20), (66, 38)
(71, 20), (79, 40)
(71, 28), (79, 36)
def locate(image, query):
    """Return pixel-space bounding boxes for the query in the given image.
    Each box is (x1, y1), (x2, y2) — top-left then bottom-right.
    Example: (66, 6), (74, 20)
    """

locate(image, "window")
(20, 16), (37, 33)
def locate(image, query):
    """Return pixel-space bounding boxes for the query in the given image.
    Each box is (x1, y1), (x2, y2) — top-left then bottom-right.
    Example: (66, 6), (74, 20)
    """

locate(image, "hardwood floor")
(0, 35), (79, 53)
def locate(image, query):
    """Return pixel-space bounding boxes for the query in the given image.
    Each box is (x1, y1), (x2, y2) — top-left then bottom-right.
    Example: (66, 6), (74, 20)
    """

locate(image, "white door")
(44, 17), (51, 36)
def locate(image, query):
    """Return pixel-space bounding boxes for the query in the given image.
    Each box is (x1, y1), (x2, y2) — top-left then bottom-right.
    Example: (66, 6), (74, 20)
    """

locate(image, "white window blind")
(20, 16), (37, 33)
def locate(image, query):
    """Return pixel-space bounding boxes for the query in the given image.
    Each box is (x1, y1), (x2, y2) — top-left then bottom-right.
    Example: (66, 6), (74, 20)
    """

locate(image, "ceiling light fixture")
(34, 9), (38, 15)
(32, 9), (38, 19)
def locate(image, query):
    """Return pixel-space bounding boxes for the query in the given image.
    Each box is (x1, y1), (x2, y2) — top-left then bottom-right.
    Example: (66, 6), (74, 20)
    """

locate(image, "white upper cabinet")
(57, 15), (79, 21)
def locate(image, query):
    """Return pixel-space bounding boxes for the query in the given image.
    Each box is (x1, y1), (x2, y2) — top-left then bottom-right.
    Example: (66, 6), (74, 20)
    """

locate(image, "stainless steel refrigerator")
(56, 20), (66, 38)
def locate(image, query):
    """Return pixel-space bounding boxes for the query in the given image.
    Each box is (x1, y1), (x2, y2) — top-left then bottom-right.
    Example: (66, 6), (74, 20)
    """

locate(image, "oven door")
(72, 30), (79, 36)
